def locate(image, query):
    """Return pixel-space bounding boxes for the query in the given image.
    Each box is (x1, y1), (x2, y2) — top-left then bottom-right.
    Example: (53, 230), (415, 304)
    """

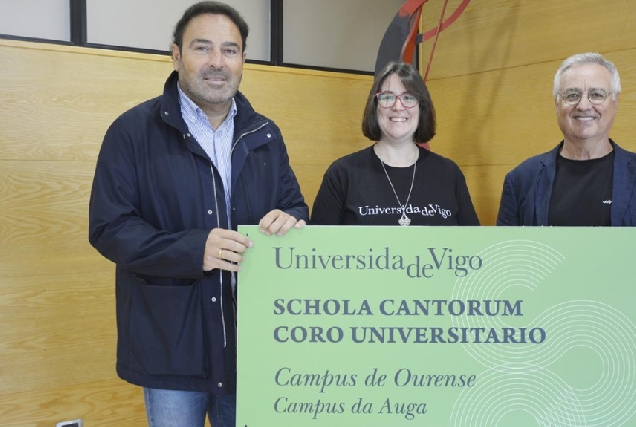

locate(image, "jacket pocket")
(128, 279), (207, 377)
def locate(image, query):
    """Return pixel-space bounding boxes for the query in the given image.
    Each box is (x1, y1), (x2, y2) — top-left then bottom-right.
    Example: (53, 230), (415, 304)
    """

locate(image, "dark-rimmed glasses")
(559, 88), (612, 105)
(375, 92), (419, 109)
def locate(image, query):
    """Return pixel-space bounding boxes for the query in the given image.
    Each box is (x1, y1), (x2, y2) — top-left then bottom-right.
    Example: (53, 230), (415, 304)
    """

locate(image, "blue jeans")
(143, 388), (236, 427)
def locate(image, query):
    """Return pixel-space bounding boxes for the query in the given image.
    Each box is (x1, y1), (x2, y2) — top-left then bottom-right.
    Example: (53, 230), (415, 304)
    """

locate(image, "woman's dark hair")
(362, 61), (436, 144)
(172, 1), (249, 52)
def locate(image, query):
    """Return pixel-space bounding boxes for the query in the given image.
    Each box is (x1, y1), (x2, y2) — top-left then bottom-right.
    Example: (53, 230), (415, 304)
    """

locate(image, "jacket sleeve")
(88, 119), (209, 279)
(274, 130), (309, 222)
(310, 162), (346, 225)
(496, 172), (520, 226)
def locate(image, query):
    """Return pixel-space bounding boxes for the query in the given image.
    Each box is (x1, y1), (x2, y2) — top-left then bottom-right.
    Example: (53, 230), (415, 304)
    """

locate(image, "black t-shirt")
(311, 146), (479, 225)
(548, 150), (614, 226)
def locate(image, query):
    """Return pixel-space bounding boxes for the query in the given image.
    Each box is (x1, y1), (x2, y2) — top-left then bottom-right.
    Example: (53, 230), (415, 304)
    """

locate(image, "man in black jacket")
(88, 2), (308, 426)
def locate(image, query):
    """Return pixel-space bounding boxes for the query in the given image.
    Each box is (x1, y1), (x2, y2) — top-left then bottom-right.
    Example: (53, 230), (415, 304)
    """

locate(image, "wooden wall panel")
(429, 50), (636, 165)
(240, 67), (373, 204)
(420, 0), (636, 79)
(0, 43), (171, 163)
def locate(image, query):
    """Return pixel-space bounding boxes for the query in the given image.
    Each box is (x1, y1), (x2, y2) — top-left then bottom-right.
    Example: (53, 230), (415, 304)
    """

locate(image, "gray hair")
(553, 52), (621, 100)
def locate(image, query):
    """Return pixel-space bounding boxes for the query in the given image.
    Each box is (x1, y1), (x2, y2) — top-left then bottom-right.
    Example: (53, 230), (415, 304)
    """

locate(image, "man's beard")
(197, 70), (239, 104)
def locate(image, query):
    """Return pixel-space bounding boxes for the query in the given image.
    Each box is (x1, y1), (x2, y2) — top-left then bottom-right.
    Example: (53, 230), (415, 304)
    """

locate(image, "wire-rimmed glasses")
(559, 88), (612, 105)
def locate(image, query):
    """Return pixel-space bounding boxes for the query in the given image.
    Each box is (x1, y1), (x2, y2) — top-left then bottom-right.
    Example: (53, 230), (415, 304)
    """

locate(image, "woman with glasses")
(311, 61), (479, 226)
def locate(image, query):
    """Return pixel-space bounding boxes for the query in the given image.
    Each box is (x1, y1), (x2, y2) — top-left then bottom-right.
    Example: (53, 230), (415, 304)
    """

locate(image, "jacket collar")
(611, 141), (636, 225)
(159, 71), (189, 134)
(534, 145), (560, 225)
(159, 71), (273, 191)
(159, 71), (265, 139)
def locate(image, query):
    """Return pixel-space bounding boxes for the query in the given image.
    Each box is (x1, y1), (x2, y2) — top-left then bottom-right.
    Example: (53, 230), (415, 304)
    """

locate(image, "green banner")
(236, 226), (636, 427)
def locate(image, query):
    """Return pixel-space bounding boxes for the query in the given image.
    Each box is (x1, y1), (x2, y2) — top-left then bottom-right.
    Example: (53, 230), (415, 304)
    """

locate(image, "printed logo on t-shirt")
(358, 203), (452, 219)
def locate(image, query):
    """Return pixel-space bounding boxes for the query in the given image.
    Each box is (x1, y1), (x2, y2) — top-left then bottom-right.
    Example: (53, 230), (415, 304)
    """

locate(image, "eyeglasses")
(559, 88), (612, 105)
(375, 92), (419, 109)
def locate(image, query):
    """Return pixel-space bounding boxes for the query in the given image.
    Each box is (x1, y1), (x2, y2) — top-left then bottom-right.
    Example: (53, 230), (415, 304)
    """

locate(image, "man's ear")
(171, 44), (181, 71)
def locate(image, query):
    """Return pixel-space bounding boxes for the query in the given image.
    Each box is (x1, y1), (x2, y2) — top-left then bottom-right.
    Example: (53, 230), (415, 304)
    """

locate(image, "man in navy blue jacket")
(497, 52), (636, 226)
(88, 2), (308, 426)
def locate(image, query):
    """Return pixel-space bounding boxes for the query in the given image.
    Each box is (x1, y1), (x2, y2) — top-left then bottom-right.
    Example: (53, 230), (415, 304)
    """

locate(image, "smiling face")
(556, 63), (618, 146)
(377, 73), (420, 144)
(171, 13), (246, 114)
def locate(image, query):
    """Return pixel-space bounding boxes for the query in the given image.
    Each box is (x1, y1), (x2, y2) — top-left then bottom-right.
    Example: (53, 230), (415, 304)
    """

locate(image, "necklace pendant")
(379, 157), (417, 227)
(398, 212), (411, 226)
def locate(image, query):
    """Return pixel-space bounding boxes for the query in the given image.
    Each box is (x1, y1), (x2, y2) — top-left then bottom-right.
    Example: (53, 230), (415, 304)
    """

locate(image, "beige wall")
(420, 0), (636, 224)
(0, 39), (371, 427)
